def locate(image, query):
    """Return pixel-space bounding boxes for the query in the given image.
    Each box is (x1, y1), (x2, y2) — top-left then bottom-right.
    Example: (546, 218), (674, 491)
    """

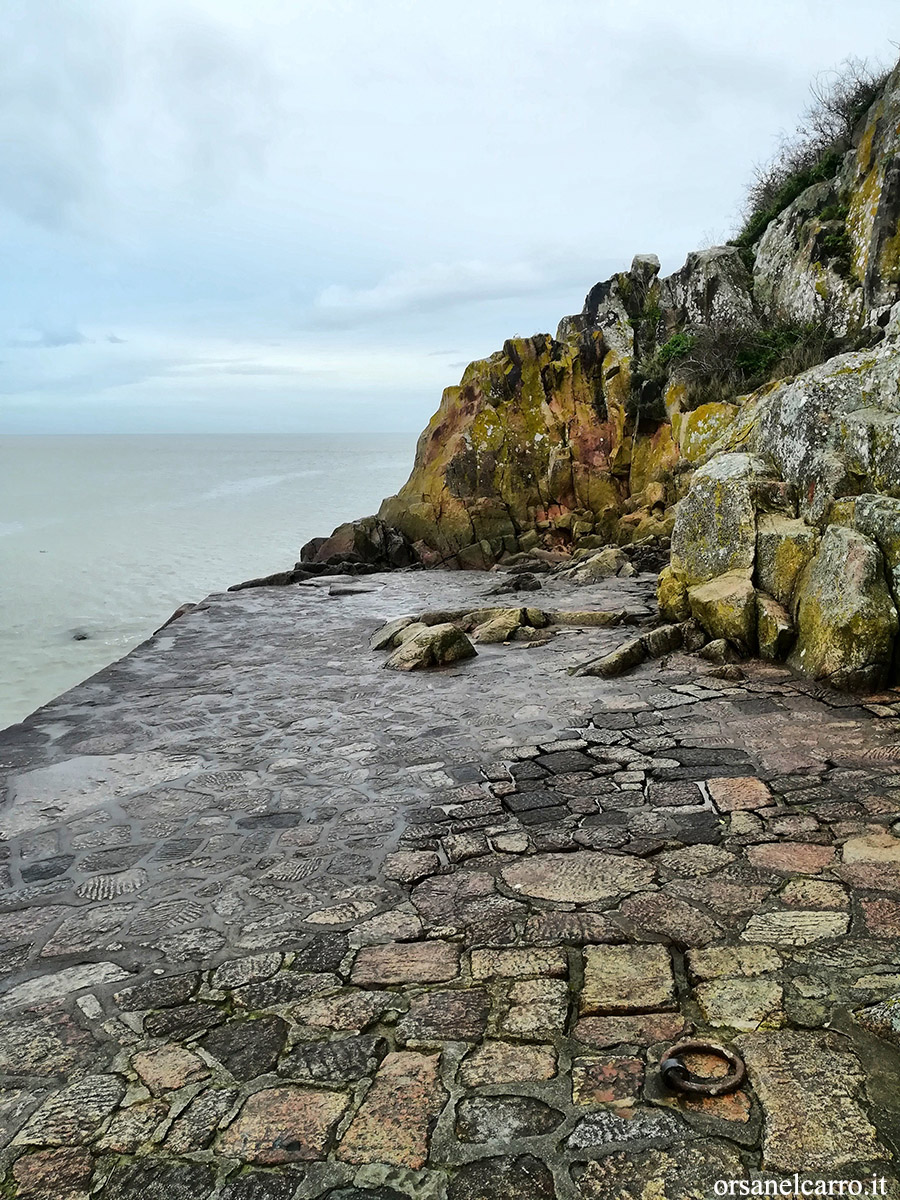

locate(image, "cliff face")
(377, 255), (674, 569)
(310, 57), (900, 689)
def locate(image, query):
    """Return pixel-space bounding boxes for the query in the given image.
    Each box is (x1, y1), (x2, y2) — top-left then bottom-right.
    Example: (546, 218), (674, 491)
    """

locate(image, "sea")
(0, 433), (418, 731)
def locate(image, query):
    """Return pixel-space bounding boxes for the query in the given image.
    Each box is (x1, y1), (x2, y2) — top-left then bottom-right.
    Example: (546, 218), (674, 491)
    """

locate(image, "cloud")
(0, 0), (279, 232)
(312, 259), (567, 326)
(8, 325), (90, 349)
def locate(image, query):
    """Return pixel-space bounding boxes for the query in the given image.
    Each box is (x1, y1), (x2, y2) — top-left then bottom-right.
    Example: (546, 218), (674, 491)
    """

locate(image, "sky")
(0, 0), (897, 434)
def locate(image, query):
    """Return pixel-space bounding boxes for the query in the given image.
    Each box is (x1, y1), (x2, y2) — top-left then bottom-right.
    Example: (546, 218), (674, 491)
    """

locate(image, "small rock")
(747, 842), (835, 874)
(12, 1148), (93, 1200)
(707, 776), (772, 812)
(738, 1029), (889, 1172)
(383, 851), (441, 884)
(337, 1051), (446, 1169)
(456, 1095), (564, 1143)
(501, 979), (569, 1039)
(686, 945), (782, 981)
(458, 1041), (557, 1088)
(369, 616), (419, 651)
(470, 947), (568, 980)
(133, 1045), (209, 1092)
(218, 1086), (348, 1164)
(396, 989), (490, 1044)
(757, 593), (795, 660)
(200, 1016), (288, 1082)
(741, 910), (849, 946)
(574, 1012), (687, 1049)
(581, 945), (675, 1015)
(14, 1074), (125, 1146)
(279, 1035), (386, 1085)
(351, 940), (460, 985)
(695, 978), (784, 1030)
(501, 852), (654, 904)
(447, 1155), (557, 1200)
(698, 638), (740, 664)
(572, 1055), (644, 1106)
(165, 1089), (238, 1154)
(571, 638), (647, 678)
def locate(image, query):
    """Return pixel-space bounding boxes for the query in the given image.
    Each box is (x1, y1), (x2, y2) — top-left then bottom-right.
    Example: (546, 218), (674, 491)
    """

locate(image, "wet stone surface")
(0, 569), (900, 1195)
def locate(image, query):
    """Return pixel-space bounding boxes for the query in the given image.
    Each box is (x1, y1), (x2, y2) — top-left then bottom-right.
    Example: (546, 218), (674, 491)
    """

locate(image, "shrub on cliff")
(668, 320), (842, 406)
(734, 58), (888, 249)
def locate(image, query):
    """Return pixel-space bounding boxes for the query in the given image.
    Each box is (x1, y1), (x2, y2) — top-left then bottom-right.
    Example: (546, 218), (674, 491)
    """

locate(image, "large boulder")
(843, 57), (900, 309)
(687, 573), (758, 650)
(753, 180), (865, 337)
(670, 454), (770, 586)
(384, 623), (477, 671)
(672, 402), (739, 461)
(657, 564), (691, 622)
(855, 493), (900, 603)
(756, 594), (796, 661)
(376, 326), (628, 568)
(659, 246), (756, 328)
(755, 515), (820, 611)
(714, 342), (900, 525)
(301, 515), (417, 569)
(789, 525), (898, 690)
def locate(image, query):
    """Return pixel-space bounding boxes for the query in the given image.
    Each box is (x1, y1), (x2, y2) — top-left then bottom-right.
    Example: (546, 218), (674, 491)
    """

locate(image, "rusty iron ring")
(658, 1040), (746, 1097)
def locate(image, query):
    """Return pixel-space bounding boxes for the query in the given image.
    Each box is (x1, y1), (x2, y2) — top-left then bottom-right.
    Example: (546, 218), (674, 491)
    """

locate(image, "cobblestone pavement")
(1, 570), (900, 1198)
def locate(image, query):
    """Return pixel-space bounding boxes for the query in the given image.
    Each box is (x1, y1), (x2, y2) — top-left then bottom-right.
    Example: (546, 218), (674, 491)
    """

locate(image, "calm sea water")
(0, 434), (417, 730)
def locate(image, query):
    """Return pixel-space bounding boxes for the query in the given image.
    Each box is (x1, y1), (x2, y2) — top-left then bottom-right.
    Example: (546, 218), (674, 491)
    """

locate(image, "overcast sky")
(1, 0), (897, 434)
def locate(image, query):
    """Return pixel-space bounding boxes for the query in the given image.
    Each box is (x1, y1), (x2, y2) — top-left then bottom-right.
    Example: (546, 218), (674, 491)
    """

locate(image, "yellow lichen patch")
(602, 350), (631, 452)
(658, 564), (691, 622)
(470, 408), (506, 453)
(663, 380), (689, 421)
(878, 226), (900, 288)
(629, 424), (679, 495)
(673, 403), (739, 463)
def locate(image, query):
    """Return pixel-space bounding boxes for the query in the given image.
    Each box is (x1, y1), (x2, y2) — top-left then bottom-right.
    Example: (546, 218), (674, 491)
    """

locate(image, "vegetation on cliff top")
(636, 318), (868, 414)
(733, 58), (888, 249)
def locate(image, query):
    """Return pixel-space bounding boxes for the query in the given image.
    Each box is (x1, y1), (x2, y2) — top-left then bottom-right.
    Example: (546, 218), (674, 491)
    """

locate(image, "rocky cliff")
(308, 57), (900, 690)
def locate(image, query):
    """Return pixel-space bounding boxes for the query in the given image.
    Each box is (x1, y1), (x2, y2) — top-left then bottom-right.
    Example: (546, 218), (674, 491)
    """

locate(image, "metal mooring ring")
(658, 1039), (747, 1097)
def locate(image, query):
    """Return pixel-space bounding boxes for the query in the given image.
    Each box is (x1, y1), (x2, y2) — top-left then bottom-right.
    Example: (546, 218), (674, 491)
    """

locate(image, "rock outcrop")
(309, 55), (900, 690)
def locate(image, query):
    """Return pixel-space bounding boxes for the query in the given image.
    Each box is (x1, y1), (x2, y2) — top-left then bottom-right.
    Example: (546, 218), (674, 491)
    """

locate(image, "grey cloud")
(311, 259), (580, 327)
(0, 0), (278, 231)
(8, 326), (90, 349)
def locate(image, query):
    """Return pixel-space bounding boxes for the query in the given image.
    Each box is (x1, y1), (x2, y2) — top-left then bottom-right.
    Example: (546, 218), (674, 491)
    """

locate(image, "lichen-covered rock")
(659, 246), (756, 328)
(716, 342), (900, 525)
(572, 547), (628, 582)
(755, 515), (819, 610)
(671, 454), (769, 586)
(473, 610), (522, 644)
(369, 616), (418, 651)
(789, 525), (898, 690)
(855, 492), (900, 603)
(699, 638), (740, 664)
(377, 328), (627, 567)
(844, 58), (900, 308)
(571, 638), (647, 679)
(756, 593), (795, 661)
(672, 401), (739, 462)
(753, 179), (865, 337)
(855, 993), (900, 1046)
(657, 564), (691, 622)
(383, 624), (477, 671)
(641, 624), (684, 658)
(688, 573), (758, 650)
